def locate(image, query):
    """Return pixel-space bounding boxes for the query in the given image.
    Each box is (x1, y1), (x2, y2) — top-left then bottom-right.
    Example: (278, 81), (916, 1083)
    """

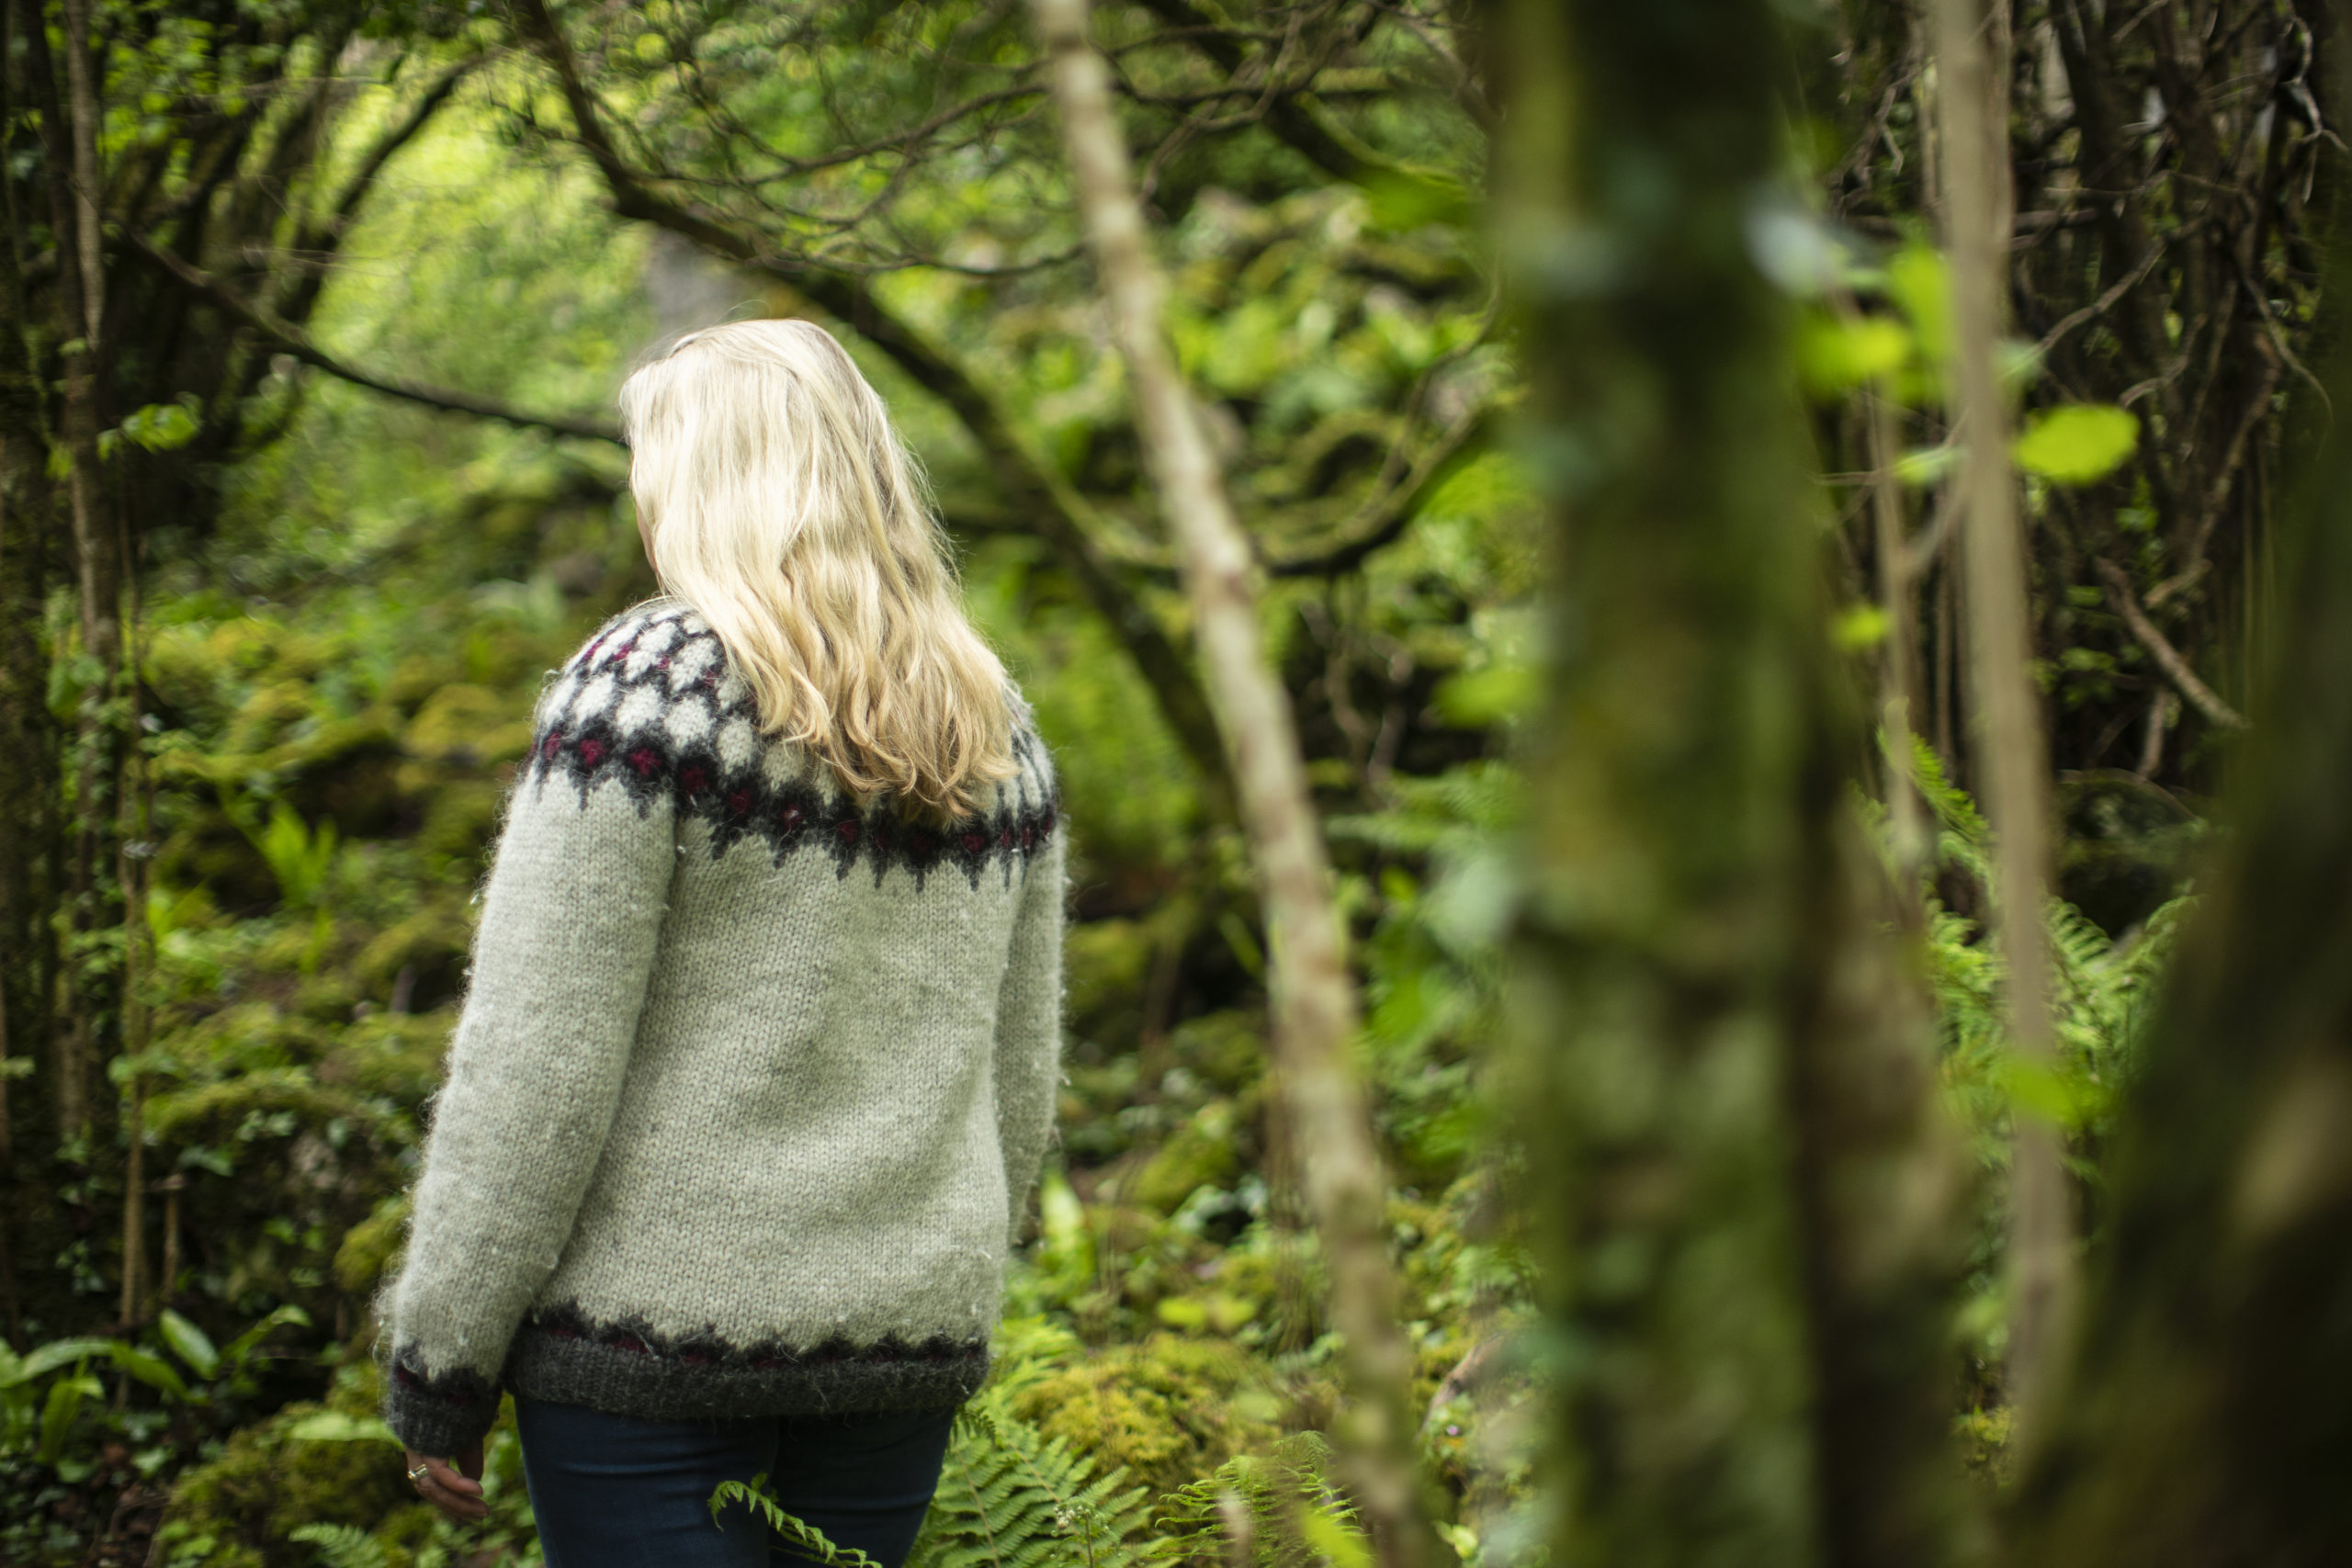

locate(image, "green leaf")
(1885, 243), (1953, 363)
(37, 1373), (100, 1464)
(2013, 404), (2139, 485)
(9, 1337), (118, 1386)
(1831, 603), (1890, 652)
(1362, 172), (1476, 233)
(1300, 1504), (1374, 1568)
(287, 1409), (402, 1446)
(1894, 445), (1958, 487)
(1433, 664), (1536, 725)
(158, 1309), (219, 1379)
(116, 400), (202, 454)
(1796, 313), (1911, 396)
(221, 1303), (311, 1366)
(105, 1344), (190, 1403)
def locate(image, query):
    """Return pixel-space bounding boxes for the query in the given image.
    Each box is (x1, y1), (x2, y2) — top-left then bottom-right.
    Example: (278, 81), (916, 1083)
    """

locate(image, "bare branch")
(121, 228), (625, 445)
(1032, 6), (1437, 1568)
(2095, 558), (2249, 730)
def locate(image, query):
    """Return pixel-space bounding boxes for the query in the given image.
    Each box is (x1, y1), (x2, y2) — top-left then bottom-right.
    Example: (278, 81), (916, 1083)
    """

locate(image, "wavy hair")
(619, 320), (1015, 817)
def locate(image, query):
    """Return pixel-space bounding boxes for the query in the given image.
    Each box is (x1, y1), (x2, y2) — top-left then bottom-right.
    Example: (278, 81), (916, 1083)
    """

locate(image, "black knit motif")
(385, 1314), (985, 1448)
(507, 1310), (987, 1423)
(382, 1353), (503, 1457)
(523, 1303), (983, 1374)
(526, 608), (1057, 892)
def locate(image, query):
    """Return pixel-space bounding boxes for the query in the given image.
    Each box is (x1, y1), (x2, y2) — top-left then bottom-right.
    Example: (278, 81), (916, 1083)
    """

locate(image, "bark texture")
(1495, 1), (1972, 1563)
(1929, 0), (2076, 1442)
(1029, 3), (1436, 1564)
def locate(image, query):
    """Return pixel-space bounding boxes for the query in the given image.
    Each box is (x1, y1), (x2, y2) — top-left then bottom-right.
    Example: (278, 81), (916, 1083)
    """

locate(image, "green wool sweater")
(380, 600), (1065, 1457)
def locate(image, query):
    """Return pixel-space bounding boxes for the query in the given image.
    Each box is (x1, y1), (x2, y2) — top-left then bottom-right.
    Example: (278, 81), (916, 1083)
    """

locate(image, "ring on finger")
(408, 1463), (431, 1483)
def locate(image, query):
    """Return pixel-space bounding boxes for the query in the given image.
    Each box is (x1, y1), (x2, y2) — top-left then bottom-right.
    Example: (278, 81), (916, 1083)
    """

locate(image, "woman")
(379, 319), (1065, 1567)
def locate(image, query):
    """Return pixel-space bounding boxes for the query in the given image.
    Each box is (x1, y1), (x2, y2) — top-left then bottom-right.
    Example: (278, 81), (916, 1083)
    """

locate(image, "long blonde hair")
(619, 319), (1015, 817)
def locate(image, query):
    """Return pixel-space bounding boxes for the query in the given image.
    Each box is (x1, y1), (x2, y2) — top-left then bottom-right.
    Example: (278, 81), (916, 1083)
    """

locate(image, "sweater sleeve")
(381, 642), (675, 1456)
(991, 742), (1067, 1251)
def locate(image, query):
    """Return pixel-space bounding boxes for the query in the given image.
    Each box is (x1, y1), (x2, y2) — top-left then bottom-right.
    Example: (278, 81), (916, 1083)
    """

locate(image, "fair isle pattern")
(530, 604), (1059, 888)
(380, 599), (1066, 1459)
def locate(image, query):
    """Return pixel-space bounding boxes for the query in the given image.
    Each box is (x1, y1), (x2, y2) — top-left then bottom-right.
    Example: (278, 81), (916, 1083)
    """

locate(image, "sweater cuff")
(382, 1350), (503, 1457)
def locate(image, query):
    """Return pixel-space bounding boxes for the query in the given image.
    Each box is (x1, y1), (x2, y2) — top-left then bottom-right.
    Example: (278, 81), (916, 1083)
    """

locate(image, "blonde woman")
(379, 320), (1065, 1567)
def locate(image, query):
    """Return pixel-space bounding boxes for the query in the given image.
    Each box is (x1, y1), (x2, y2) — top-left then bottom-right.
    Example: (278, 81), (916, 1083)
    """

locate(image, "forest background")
(1, 0), (2346, 1565)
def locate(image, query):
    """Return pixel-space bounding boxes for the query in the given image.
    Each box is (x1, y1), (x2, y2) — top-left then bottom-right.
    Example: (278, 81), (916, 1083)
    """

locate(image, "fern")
(710, 1474), (883, 1567)
(289, 1523), (389, 1568)
(1149, 1434), (1367, 1568)
(909, 1391), (1152, 1568)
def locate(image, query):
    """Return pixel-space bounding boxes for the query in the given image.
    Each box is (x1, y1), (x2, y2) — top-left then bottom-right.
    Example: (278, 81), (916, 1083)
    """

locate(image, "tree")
(2009, 187), (2352, 1568)
(1492, 1), (1970, 1564)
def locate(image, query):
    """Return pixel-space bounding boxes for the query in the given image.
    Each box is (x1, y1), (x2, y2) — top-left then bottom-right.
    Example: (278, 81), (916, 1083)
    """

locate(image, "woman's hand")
(404, 1443), (488, 1522)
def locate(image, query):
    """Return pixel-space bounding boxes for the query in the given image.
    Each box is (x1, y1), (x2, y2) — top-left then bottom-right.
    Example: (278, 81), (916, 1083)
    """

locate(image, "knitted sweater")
(380, 600), (1064, 1457)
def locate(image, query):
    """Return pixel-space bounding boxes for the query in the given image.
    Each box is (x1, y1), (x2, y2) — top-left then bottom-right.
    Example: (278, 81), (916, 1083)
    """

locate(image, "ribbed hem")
(504, 1318), (989, 1423)
(383, 1358), (503, 1457)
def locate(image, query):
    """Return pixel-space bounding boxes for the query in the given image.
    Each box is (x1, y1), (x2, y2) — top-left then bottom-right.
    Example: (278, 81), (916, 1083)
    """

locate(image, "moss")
(1064, 918), (1155, 1050)
(1010, 1333), (1283, 1499)
(334, 1194), (412, 1293)
(1955, 1405), (2014, 1485)
(402, 682), (535, 769)
(1168, 1010), (1265, 1094)
(154, 1364), (413, 1568)
(410, 778), (504, 873)
(356, 902), (475, 1010)
(1128, 1100), (1244, 1213)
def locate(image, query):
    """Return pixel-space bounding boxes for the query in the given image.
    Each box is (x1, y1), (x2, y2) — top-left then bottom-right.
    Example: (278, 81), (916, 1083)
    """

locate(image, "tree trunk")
(1492, 1), (1972, 1563)
(1929, 0), (2075, 1444)
(1029, 3), (1436, 1565)
(2008, 212), (2352, 1568)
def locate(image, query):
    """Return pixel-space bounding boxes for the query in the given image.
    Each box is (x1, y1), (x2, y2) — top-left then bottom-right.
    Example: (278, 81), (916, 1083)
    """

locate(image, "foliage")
(153, 1363), (541, 1568)
(0, 0), (2283, 1562)
(710, 1475), (884, 1568)
(0, 1307), (312, 1562)
(1149, 1434), (1366, 1568)
(1010, 1335), (1284, 1501)
(910, 1392), (1154, 1568)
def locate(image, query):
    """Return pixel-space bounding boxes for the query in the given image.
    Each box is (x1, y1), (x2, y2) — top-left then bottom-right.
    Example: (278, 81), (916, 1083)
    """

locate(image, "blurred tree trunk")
(1493, 2), (1971, 1564)
(2008, 193), (2352, 1568)
(1928, 0), (2075, 1441)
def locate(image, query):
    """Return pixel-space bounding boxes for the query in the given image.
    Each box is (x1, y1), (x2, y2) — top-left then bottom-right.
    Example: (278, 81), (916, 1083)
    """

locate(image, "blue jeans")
(514, 1395), (958, 1568)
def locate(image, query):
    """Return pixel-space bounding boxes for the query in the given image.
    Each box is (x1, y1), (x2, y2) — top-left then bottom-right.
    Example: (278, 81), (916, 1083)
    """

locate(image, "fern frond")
(289, 1522), (389, 1568)
(910, 1392), (1152, 1568)
(709, 1475), (884, 1567)
(1149, 1433), (1365, 1568)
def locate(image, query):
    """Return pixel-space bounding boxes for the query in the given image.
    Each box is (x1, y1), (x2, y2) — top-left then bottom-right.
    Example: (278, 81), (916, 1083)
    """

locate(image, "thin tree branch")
(1267, 400), (1493, 576)
(121, 229), (625, 445)
(1932, 0), (2075, 1450)
(2094, 558), (2249, 729)
(1033, 6), (1437, 1568)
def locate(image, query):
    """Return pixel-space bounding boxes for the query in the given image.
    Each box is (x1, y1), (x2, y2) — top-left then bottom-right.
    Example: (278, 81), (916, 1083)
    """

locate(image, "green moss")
(1128, 1100), (1244, 1214)
(1955, 1405), (2014, 1485)
(356, 902), (475, 1009)
(410, 779), (504, 872)
(1064, 918), (1155, 1050)
(1009, 1332), (1283, 1498)
(154, 1364), (413, 1568)
(402, 682), (535, 768)
(1168, 1010), (1265, 1095)
(334, 1194), (412, 1293)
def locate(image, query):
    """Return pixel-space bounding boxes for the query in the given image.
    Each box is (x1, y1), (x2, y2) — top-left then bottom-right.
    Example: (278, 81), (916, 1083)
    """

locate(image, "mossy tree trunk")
(2008, 196), (2352, 1568)
(1493, 1), (1972, 1563)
